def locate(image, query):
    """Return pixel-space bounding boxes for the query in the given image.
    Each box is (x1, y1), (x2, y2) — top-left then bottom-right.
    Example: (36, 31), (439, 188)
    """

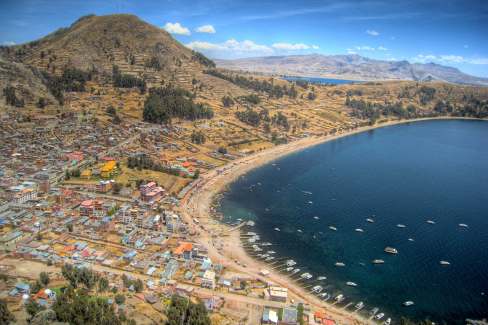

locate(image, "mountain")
(215, 54), (488, 86)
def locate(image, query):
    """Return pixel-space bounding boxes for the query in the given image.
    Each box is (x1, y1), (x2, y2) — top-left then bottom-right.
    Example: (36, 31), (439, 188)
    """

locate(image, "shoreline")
(178, 116), (485, 324)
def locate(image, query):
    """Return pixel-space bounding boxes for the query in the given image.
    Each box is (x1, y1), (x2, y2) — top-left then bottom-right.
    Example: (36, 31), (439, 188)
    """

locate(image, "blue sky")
(1, 0), (487, 77)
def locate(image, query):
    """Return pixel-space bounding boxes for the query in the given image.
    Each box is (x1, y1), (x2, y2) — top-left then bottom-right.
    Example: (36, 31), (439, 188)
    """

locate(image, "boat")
(335, 294), (345, 302)
(286, 260), (297, 267)
(274, 227), (281, 232)
(426, 220), (436, 224)
(297, 229), (303, 233)
(384, 318), (392, 325)
(346, 281), (358, 287)
(355, 228), (364, 232)
(267, 250), (276, 254)
(355, 301), (364, 310)
(329, 226), (337, 231)
(403, 301), (415, 306)
(312, 285), (323, 293)
(397, 224), (406, 228)
(370, 307), (379, 316)
(261, 254), (269, 258)
(375, 313), (385, 320)
(408, 238), (415, 242)
(459, 223), (469, 228)
(291, 268), (300, 274)
(440, 260), (450, 265)
(308, 201), (313, 204)
(335, 262), (346, 267)
(319, 292), (330, 300)
(384, 247), (398, 254)
(372, 259), (385, 264)
(366, 218), (375, 223)
(300, 272), (313, 280)
(317, 276), (327, 281)
(285, 267), (294, 272)
(265, 256), (275, 261)
(313, 216), (320, 220)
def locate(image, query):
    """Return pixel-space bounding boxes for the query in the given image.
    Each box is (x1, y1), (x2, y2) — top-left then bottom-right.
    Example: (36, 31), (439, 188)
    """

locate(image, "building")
(262, 308), (279, 324)
(281, 307), (298, 325)
(201, 270), (216, 289)
(140, 182), (164, 203)
(173, 242), (193, 260)
(0, 231), (25, 250)
(100, 161), (117, 178)
(269, 286), (288, 303)
(8, 181), (38, 204)
(79, 199), (104, 217)
(96, 180), (113, 193)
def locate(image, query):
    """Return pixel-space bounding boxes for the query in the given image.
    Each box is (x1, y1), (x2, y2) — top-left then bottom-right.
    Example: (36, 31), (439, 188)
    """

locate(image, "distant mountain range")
(216, 54), (488, 86)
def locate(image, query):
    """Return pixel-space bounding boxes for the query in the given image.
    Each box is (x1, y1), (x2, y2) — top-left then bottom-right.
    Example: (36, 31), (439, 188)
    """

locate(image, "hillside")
(215, 54), (488, 86)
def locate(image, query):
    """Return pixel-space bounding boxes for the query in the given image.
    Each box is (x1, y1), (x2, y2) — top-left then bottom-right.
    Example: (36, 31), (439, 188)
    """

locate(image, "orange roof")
(173, 242), (193, 255)
(101, 160), (116, 172)
(182, 161), (192, 168)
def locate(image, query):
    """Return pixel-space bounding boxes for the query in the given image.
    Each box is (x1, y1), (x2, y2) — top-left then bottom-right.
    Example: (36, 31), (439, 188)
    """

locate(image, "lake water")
(283, 76), (360, 84)
(217, 120), (488, 324)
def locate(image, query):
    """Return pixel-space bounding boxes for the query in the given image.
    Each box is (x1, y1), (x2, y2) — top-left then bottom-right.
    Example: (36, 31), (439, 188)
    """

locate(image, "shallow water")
(218, 120), (488, 324)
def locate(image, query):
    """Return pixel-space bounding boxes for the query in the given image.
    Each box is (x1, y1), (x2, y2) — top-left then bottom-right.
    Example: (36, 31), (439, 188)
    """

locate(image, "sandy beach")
(178, 116), (485, 324)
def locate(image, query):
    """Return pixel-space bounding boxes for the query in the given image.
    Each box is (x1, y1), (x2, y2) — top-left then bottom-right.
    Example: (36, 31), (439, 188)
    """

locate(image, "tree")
(106, 105), (116, 116)
(37, 97), (47, 109)
(114, 294), (125, 305)
(221, 95), (234, 107)
(133, 279), (143, 293)
(25, 300), (45, 320)
(0, 299), (15, 324)
(3, 86), (24, 107)
(39, 272), (50, 287)
(165, 295), (210, 325)
(217, 147), (227, 155)
(98, 277), (109, 292)
(307, 92), (316, 100)
(67, 223), (73, 233)
(112, 182), (122, 195)
(191, 131), (206, 144)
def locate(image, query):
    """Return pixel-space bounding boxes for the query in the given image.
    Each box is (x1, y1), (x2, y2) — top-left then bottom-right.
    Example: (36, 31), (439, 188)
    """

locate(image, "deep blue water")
(283, 76), (360, 84)
(218, 120), (488, 324)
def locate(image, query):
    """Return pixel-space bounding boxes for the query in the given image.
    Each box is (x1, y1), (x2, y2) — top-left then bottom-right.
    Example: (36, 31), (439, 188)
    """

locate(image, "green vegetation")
(42, 67), (93, 104)
(236, 108), (261, 127)
(61, 263), (98, 290)
(346, 97), (418, 123)
(221, 95), (235, 107)
(419, 85), (436, 105)
(0, 299), (15, 324)
(240, 94), (261, 105)
(205, 70), (298, 99)
(145, 56), (163, 71)
(165, 295), (210, 325)
(143, 85), (213, 124)
(3, 86), (24, 107)
(192, 51), (216, 68)
(112, 65), (146, 94)
(191, 130), (206, 144)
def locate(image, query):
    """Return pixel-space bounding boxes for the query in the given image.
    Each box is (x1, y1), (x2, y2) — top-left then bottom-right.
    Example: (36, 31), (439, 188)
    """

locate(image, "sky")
(1, 0), (488, 77)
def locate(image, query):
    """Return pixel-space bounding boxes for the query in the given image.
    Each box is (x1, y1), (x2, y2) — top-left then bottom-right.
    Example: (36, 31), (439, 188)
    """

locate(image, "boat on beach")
(375, 312), (385, 320)
(355, 301), (364, 310)
(370, 307), (379, 316)
(335, 294), (345, 302)
(384, 318), (392, 325)
(312, 285), (323, 293)
(286, 259), (296, 267)
(300, 272), (313, 280)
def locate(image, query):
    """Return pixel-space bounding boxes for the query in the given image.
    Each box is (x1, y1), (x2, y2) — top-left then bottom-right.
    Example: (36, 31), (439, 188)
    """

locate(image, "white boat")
(355, 301), (364, 309)
(329, 226), (337, 231)
(308, 201), (313, 204)
(403, 301), (415, 306)
(312, 285), (323, 293)
(313, 216), (320, 220)
(285, 267), (294, 272)
(265, 256), (275, 261)
(291, 268), (300, 274)
(459, 223), (469, 228)
(397, 224), (406, 228)
(375, 313), (385, 320)
(440, 260), (450, 265)
(355, 228), (364, 232)
(297, 229), (303, 233)
(319, 292), (330, 300)
(384, 318), (392, 325)
(317, 276), (327, 281)
(300, 272), (313, 280)
(370, 307), (379, 316)
(335, 262), (346, 267)
(286, 260), (296, 267)
(372, 259), (385, 264)
(335, 294), (345, 302)
(274, 227), (281, 232)
(408, 238), (415, 242)
(384, 247), (398, 254)
(426, 220), (436, 224)
(267, 250), (276, 254)
(366, 218), (375, 223)
(346, 281), (358, 287)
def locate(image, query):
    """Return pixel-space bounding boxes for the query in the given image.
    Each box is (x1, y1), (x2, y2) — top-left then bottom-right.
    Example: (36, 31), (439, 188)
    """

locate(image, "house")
(201, 270), (216, 289)
(140, 182), (164, 203)
(262, 308), (279, 324)
(280, 307), (298, 325)
(269, 286), (288, 303)
(9, 181), (38, 204)
(80, 169), (92, 180)
(96, 180), (113, 193)
(0, 231), (25, 250)
(173, 242), (193, 260)
(100, 161), (117, 178)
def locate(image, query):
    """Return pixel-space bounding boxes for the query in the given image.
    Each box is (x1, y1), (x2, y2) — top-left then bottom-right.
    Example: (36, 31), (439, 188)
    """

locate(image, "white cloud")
(271, 42), (315, 50)
(347, 49), (357, 54)
(1, 41), (16, 46)
(366, 29), (380, 36)
(355, 45), (375, 51)
(163, 22), (191, 35)
(377, 46), (388, 51)
(195, 24), (216, 34)
(352, 45), (388, 52)
(186, 39), (273, 57)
